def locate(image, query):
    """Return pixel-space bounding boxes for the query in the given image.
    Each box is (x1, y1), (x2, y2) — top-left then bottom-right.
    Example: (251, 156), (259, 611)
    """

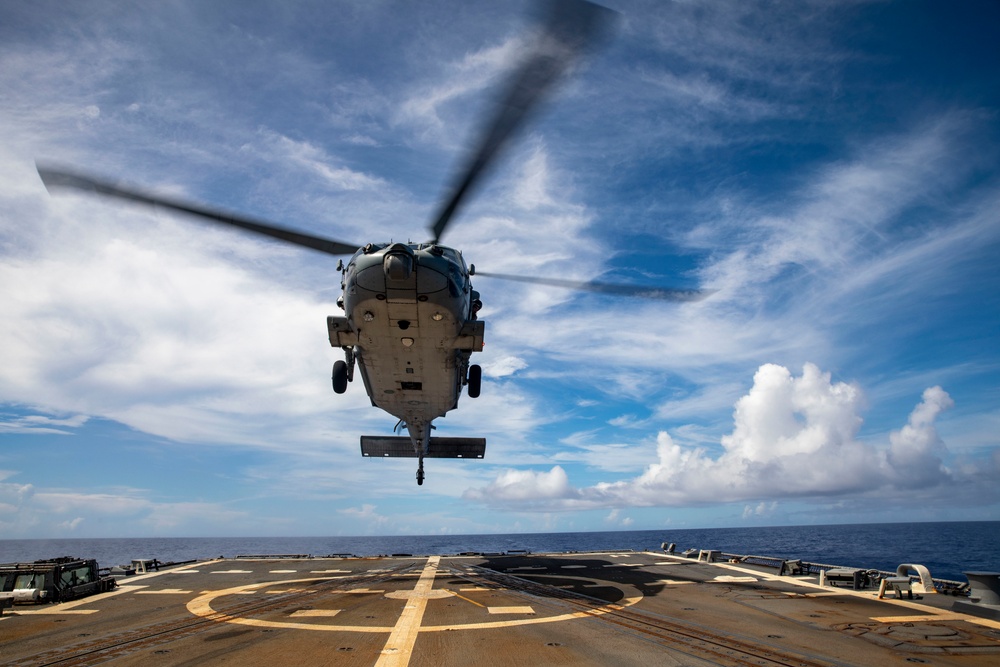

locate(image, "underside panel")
(360, 436), (486, 458)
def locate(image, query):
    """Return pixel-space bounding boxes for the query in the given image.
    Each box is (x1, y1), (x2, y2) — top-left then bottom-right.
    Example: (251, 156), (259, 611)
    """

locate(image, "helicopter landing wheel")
(417, 459), (425, 486)
(332, 360), (349, 394)
(467, 364), (482, 398)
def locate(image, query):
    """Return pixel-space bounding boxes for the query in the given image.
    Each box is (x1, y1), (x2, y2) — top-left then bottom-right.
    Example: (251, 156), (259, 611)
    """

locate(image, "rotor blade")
(428, 0), (617, 243)
(473, 271), (716, 302)
(37, 165), (360, 256)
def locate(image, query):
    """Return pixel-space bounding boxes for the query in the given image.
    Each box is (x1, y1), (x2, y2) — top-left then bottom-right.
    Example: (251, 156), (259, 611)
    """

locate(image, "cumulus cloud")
(338, 503), (388, 526)
(464, 465), (572, 503)
(743, 501), (778, 519)
(886, 386), (954, 484)
(465, 363), (988, 511)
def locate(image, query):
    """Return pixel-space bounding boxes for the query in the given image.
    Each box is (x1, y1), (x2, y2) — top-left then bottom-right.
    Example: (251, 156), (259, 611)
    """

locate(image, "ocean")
(2, 521), (996, 583)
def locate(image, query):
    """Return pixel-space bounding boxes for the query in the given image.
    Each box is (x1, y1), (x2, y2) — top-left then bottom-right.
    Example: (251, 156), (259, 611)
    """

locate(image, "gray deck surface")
(3, 552), (999, 666)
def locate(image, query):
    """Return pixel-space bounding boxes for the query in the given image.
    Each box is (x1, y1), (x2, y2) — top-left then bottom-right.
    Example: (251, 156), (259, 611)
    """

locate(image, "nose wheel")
(417, 457), (425, 486)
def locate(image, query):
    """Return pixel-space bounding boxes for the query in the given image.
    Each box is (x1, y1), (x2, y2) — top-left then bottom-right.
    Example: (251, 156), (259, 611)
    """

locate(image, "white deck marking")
(310, 569), (349, 574)
(487, 606), (535, 615)
(374, 556), (440, 667)
(269, 569), (298, 574)
(210, 569), (253, 574)
(290, 609), (341, 618)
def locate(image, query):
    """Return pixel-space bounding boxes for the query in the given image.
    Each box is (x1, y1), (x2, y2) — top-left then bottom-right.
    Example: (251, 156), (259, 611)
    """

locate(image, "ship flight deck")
(2, 550), (1000, 666)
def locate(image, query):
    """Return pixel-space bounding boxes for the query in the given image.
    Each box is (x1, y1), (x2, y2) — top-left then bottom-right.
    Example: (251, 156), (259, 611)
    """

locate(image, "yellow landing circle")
(186, 574), (644, 634)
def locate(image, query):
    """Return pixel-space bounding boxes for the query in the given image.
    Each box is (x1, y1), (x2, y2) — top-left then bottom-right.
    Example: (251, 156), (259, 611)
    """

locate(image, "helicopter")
(37, 0), (711, 485)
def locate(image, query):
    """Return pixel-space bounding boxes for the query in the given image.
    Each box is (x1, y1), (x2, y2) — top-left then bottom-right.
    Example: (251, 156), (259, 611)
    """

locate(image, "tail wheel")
(332, 360), (349, 394)
(467, 364), (482, 398)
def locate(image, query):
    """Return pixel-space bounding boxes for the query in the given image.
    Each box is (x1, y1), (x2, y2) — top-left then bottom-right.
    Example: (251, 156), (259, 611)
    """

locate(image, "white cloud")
(338, 503), (388, 526)
(465, 363), (992, 511)
(886, 386), (953, 484)
(483, 355), (527, 378)
(58, 517), (85, 531)
(511, 140), (555, 210)
(254, 129), (386, 191)
(397, 35), (525, 138)
(742, 501), (778, 519)
(1, 1), (998, 535)
(0, 477), (266, 538)
(464, 465), (573, 503)
(0, 413), (89, 435)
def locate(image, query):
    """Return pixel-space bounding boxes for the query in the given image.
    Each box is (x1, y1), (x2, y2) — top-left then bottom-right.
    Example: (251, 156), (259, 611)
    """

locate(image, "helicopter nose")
(384, 251), (413, 282)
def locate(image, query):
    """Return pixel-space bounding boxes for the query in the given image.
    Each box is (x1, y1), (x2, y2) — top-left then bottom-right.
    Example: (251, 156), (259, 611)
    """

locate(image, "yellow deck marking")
(871, 613), (968, 623)
(269, 569), (298, 574)
(11, 609), (99, 615)
(15, 585), (145, 614)
(449, 591), (485, 608)
(375, 556), (441, 667)
(136, 589), (192, 595)
(185, 570), (644, 635)
(488, 606), (535, 615)
(265, 588), (307, 594)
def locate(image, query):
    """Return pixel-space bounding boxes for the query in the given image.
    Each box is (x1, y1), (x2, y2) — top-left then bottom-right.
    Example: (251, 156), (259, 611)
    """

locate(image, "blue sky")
(2, 0), (999, 539)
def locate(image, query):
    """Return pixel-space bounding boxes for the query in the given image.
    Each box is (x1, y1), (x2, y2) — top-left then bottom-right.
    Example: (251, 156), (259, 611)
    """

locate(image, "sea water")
(2, 521), (996, 583)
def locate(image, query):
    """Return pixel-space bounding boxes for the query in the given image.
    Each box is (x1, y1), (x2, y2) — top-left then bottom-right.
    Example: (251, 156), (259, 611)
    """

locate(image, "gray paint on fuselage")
(341, 243), (476, 442)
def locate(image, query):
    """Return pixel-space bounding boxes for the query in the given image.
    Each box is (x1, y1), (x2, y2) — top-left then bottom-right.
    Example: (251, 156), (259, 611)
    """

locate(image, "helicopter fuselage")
(326, 242), (485, 483)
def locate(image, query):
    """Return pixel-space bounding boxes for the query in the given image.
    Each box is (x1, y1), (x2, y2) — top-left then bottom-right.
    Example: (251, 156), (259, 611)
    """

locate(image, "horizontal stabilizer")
(361, 436), (486, 459)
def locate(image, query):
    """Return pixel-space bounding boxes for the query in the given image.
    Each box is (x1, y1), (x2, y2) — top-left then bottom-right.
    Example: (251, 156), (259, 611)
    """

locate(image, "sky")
(1, 0), (999, 539)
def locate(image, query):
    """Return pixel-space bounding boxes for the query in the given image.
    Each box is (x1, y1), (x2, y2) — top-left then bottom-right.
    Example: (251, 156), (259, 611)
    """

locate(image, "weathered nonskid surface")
(3, 552), (999, 667)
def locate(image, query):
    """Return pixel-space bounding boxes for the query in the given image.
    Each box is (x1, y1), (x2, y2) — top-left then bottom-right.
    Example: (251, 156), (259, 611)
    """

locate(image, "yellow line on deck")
(449, 591), (485, 608)
(375, 556), (440, 667)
